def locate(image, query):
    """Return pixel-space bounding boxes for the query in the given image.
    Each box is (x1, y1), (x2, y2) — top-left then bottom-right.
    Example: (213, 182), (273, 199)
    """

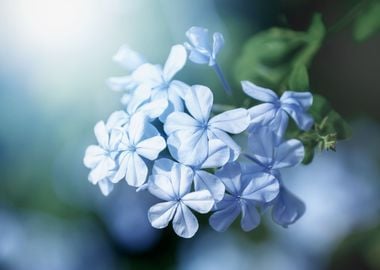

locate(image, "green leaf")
(234, 13), (325, 93)
(353, 1), (380, 41)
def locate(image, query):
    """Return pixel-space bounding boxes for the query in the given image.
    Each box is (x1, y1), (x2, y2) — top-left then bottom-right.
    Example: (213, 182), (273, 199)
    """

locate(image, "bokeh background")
(0, 0), (380, 269)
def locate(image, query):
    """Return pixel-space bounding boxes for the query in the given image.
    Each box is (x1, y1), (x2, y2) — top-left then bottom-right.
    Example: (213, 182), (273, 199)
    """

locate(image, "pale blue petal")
(184, 85), (213, 123)
(136, 135), (166, 160)
(164, 112), (200, 135)
(126, 84), (151, 114)
(281, 91), (313, 109)
(182, 190), (214, 213)
(107, 76), (136, 91)
(273, 139), (304, 169)
(168, 129), (208, 167)
(212, 32), (224, 61)
(281, 104), (314, 131)
(209, 199), (240, 232)
(152, 158), (175, 177)
(209, 108), (249, 134)
(240, 200), (261, 231)
(248, 103), (278, 126)
(208, 128), (241, 156)
(98, 178), (114, 196)
(88, 156), (115, 184)
(271, 109), (290, 138)
(170, 162), (193, 198)
(272, 188), (306, 228)
(186, 26), (211, 51)
(215, 162), (242, 195)
(148, 174), (177, 201)
(112, 44), (146, 71)
(148, 201), (177, 229)
(125, 152), (148, 187)
(106, 110), (130, 129)
(246, 128), (278, 167)
(132, 63), (163, 86)
(172, 203), (199, 238)
(83, 145), (106, 169)
(169, 80), (191, 100)
(187, 49), (209, 64)
(127, 113), (146, 145)
(137, 99), (168, 120)
(241, 81), (279, 103)
(200, 139), (230, 168)
(112, 151), (130, 183)
(163, 44), (187, 82)
(94, 121), (109, 149)
(193, 170), (225, 202)
(241, 173), (279, 203)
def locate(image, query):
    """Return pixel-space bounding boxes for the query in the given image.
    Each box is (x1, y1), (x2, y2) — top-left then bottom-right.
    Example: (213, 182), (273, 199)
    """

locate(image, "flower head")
(112, 113), (166, 187)
(209, 162), (279, 232)
(131, 45), (188, 121)
(242, 127), (305, 174)
(147, 158), (214, 238)
(185, 26), (224, 66)
(241, 81), (314, 137)
(164, 85), (250, 167)
(83, 121), (120, 195)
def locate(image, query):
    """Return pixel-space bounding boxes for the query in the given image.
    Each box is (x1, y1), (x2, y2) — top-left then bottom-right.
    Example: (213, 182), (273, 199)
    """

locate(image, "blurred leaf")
(234, 13), (325, 92)
(353, 1), (380, 41)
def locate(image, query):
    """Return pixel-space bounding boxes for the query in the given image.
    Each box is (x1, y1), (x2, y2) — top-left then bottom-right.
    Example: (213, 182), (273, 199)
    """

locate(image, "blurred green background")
(0, 0), (380, 269)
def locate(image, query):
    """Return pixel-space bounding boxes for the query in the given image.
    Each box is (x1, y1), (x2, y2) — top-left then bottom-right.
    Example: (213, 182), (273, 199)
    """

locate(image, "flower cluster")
(84, 27), (314, 238)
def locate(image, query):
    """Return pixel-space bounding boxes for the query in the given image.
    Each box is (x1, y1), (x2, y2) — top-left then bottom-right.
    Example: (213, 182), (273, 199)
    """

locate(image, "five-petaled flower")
(147, 159), (214, 238)
(112, 113), (166, 187)
(241, 80), (314, 137)
(209, 162), (279, 232)
(164, 85), (250, 167)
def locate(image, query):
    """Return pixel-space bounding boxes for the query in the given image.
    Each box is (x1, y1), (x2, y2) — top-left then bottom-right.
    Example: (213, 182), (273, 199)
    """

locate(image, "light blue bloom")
(241, 127), (305, 174)
(185, 26), (231, 95)
(185, 26), (224, 66)
(106, 84), (168, 129)
(83, 121), (120, 196)
(272, 186), (306, 228)
(147, 158), (214, 238)
(241, 81), (314, 137)
(131, 44), (189, 121)
(112, 113), (166, 187)
(209, 162), (279, 232)
(164, 85), (250, 167)
(107, 45), (146, 104)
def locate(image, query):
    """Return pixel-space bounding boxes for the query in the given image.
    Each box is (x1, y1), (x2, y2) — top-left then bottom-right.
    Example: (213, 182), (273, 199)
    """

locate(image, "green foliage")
(297, 94), (352, 164)
(234, 14), (325, 93)
(353, 0), (380, 41)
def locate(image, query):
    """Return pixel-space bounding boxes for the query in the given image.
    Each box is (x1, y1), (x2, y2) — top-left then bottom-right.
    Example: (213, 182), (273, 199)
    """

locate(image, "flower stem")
(212, 62), (232, 96)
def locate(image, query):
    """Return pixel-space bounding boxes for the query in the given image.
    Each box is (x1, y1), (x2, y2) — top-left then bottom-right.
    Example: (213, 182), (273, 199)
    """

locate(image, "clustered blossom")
(84, 27), (314, 238)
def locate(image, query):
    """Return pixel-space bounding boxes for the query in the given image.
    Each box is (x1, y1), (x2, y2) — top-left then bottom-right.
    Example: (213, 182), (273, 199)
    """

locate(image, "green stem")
(327, 0), (369, 35)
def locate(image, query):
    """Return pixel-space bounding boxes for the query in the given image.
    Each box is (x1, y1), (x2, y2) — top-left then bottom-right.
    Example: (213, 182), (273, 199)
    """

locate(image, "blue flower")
(241, 81), (314, 137)
(147, 158), (214, 238)
(184, 26), (224, 66)
(106, 84), (168, 129)
(185, 27), (232, 95)
(164, 85), (250, 167)
(241, 127), (305, 174)
(131, 45), (189, 121)
(83, 121), (120, 196)
(112, 113), (166, 187)
(272, 186), (306, 228)
(209, 162), (279, 232)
